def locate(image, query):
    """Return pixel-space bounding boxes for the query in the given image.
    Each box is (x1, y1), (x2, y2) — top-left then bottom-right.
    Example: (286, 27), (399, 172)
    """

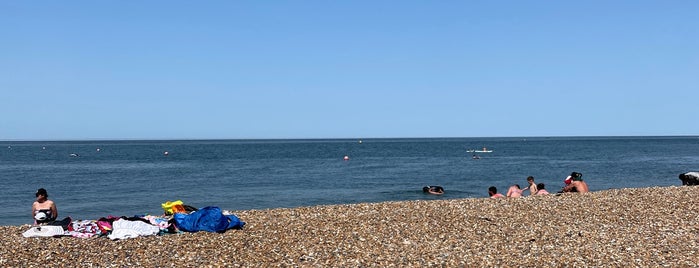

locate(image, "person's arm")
(31, 202), (37, 225)
(51, 202), (58, 219)
(562, 183), (573, 192)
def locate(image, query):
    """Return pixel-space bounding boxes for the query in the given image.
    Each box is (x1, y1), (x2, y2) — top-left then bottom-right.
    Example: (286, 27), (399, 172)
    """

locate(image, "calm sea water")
(2, 137), (698, 226)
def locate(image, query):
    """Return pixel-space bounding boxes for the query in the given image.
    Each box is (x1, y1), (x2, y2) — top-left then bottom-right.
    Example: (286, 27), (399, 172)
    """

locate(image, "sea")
(2, 136), (698, 226)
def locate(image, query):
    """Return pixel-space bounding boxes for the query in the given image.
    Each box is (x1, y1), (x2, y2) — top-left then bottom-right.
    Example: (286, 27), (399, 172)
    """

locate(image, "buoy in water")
(96, 148), (101, 152)
(343, 155), (349, 161)
(164, 151), (169, 156)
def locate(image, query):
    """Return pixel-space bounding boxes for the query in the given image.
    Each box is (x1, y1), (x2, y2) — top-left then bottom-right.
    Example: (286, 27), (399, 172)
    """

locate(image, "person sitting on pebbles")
(32, 188), (57, 225)
(535, 183), (549, 195)
(488, 186), (505, 198)
(506, 184), (523, 198)
(562, 172), (589, 193)
(521, 176), (538, 196)
(423, 185), (444, 195)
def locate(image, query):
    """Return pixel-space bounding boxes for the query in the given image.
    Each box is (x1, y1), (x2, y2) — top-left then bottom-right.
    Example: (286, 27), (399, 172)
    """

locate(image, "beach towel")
(22, 226), (65, 238)
(66, 220), (102, 238)
(173, 206), (245, 233)
(107, 219), (160, 240)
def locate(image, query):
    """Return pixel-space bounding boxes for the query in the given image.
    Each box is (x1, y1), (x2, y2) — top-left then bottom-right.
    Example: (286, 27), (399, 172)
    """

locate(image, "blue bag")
(173, 206), (245, 233)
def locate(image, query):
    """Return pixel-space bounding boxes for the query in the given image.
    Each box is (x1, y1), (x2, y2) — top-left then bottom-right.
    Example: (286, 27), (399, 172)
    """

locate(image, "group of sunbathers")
(489, 172), (589, 198)
(422, 172), (589, 198)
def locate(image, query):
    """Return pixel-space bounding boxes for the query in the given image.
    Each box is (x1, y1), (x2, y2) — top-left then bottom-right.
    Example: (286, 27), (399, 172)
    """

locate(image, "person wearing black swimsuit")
(32, 188), (58, 225)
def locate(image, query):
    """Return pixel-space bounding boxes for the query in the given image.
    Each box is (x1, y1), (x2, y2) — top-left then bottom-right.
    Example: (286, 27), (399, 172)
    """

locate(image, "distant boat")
(470, 147), (493, 153)
(69, 153), (80, 157)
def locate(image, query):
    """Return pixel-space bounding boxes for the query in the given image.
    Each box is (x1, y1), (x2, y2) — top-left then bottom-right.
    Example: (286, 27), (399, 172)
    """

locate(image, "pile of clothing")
(22, 203), (245, 240)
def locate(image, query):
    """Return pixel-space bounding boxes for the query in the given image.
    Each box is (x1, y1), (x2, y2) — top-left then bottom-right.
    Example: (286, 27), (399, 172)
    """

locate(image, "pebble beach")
(2, 186), (699, 267)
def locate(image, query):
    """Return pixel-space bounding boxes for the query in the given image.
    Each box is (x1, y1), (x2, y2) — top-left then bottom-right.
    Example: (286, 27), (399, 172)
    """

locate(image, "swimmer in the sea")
(423, 185), (444, 195)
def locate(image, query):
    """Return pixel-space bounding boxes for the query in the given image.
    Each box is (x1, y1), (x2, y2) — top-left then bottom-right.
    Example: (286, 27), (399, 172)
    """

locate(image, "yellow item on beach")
(162, 200), (186, 215)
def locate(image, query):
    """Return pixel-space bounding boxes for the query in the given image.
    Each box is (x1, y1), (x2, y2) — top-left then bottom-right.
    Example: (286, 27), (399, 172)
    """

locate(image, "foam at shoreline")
(2, 186), (698, 266)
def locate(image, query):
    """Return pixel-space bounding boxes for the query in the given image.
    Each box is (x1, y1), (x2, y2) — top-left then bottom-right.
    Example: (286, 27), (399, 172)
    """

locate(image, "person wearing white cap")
(32, 188), (58, 225)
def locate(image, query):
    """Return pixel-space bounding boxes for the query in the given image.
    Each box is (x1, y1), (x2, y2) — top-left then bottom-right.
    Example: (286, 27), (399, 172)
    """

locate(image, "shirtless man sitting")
(488, 186), (505, 198)
(562, 176), (589, 193)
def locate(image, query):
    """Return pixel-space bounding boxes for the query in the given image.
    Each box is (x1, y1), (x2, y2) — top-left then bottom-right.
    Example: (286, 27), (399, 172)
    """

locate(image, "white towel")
(22, 226), (65, 238)
(108, 219), (160, 240)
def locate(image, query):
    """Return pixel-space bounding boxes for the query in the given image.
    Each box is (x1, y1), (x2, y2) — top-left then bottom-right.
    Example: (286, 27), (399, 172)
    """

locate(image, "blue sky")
(1, 1), (697, 140)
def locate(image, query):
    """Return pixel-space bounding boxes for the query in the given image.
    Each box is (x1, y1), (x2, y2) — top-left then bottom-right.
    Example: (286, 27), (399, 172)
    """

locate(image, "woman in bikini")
(32, 188), (58, 225)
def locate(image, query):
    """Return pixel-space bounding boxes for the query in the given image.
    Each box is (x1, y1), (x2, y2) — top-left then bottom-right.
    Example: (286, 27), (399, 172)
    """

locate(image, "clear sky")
(1, 1), (697, 140)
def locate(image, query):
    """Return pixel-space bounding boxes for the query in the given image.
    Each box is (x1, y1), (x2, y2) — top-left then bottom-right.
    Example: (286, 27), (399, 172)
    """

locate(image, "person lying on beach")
(679, 172), (699, 185)
(32, 188), (57, 225)
(535, 183), (549, 195)
(521, 176), (538, 196)
(562, 175), (589, 193)
(488, 186), (504, 198)
(423, 186), (444, 195)
(506, 184), (523, 197)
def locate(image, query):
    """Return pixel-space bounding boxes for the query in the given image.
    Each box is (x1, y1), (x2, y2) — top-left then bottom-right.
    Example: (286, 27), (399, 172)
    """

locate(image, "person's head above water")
(424, 186), (444, 194)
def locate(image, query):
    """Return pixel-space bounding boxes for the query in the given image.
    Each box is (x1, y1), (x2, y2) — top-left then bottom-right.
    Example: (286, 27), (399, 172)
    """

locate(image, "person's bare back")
(573, 180), (589, 193)
(563, 180), (589, 193)
(507, 185), (523, 197)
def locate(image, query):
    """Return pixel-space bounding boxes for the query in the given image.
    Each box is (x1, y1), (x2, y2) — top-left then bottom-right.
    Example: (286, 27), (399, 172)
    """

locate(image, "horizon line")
(2, 134), (698, 143)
